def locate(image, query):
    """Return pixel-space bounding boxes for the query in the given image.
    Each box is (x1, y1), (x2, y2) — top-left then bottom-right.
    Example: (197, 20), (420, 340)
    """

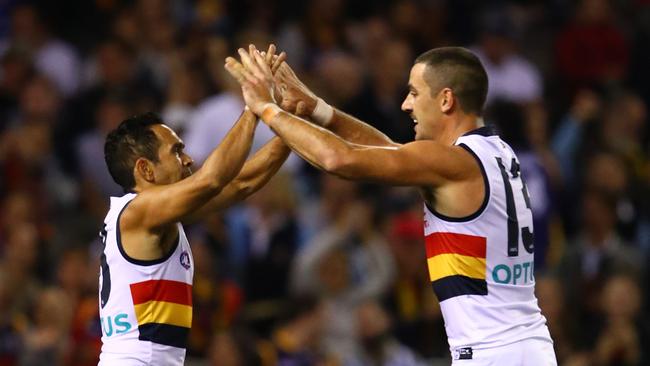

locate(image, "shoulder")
(115, 193), (147, 232)
(400, 140), (472, 160)
(401, 140), (483, 180)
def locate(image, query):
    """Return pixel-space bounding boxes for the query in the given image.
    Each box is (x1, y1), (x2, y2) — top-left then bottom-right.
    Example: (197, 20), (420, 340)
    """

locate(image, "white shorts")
(451, 338), (557, 366)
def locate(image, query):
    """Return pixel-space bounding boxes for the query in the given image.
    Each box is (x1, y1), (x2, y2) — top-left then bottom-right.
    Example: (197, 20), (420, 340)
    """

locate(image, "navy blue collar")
(462, 125), (498, 137)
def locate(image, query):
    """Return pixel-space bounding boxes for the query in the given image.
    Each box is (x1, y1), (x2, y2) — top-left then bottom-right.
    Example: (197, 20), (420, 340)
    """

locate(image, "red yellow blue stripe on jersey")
(425, 232), (488, 301)
(129, 279), (192, 348)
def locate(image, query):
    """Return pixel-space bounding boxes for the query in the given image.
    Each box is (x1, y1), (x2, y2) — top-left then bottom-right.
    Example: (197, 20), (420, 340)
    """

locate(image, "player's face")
(401, 63), (442, 141)
(150, 124), (193, 185)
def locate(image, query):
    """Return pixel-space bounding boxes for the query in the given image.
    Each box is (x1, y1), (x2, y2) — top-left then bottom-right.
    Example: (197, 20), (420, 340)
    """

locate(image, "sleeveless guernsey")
(98, 193), (194, 365)
(423, 127), (552, 351)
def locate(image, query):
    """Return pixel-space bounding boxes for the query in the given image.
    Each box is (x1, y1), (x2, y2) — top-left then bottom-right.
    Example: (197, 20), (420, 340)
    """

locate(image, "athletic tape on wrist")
(312, 98), (334, 126)
(262, 103), (281, 122)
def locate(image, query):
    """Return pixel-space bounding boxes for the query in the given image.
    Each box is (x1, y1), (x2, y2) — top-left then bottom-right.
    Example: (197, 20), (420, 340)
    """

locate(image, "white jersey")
(423, 127), (552, 352)
(98, 193), (194, 366)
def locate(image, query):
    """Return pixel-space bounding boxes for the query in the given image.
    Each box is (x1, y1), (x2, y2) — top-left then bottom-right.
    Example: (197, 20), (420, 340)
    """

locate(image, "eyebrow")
(171, 142), (185, 152)
(408, 83), (416, 92)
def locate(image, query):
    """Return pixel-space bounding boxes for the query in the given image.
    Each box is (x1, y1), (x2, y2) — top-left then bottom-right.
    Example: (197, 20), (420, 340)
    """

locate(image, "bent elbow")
(230, 179), (254, 200)
(322, 152), (354, 177)
(196, 172), (226, 194)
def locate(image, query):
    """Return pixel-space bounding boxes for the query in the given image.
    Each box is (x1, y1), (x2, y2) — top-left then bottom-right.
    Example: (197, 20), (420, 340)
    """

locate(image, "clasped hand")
(225, 43), (319, 120)
(224, 44), (283, 116)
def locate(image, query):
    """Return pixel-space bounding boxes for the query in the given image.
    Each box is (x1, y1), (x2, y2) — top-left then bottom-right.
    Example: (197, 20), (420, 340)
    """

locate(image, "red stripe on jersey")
(130, 279), (192, 306)
(425, 232), (486, 258)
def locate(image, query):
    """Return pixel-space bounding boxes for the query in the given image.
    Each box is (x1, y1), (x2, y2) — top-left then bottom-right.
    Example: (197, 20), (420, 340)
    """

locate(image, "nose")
(183, 154), (194, 167)
(401, 94), (412, 113)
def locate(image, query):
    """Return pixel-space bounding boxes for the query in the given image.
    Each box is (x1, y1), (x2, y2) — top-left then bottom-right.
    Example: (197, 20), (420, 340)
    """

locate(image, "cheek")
(415, 98), (429, 113)
(415, 100), (432, 120)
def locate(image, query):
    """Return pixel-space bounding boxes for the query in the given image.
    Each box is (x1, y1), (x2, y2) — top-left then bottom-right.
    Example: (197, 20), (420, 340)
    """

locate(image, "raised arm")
(275, 60), (399, 147)
(184, 136), (291, 221)
(180, 45), (292, 221)
(123, 109), (258, 231)
(227, 46), (479, 187)
(263, 109), (476, 186)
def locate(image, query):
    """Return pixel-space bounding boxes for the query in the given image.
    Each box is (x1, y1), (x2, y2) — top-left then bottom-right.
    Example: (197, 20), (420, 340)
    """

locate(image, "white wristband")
(311, 98), (334, 126)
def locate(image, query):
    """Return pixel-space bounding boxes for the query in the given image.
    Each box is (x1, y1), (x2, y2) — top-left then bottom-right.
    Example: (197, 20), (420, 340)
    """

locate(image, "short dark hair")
(414, 47), (488, 115)
(104, 112), (163, 191)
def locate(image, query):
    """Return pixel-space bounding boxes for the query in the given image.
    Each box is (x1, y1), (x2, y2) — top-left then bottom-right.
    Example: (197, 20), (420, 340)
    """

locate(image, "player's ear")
(440, 88), (454, 113)
(134, 158), (155, 183)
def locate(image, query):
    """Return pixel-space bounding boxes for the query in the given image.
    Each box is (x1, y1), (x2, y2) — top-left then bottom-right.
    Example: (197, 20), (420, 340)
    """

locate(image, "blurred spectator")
(556, 188), (643, 349)
(584, 152), (638, 241)
(472, 10), (543, 105)
(552, 89), (602, 188)
(383, 211), (448, 361)
(346, 39), (415, 143)
(19, 287), (72, 366)
(182, 35), (278, 165)
(57, 247), (102, 366)
(535, 273), (579, 364)
(313, 51), (365, 109)
(555, 0), (629, 91)
(0, 4), (80, 97)
(0, 190), (46, 247)
(187, 238), (243, 357)
(276, 0), (347, 69)
(0, 222), (43, 304)
(591, 274), (648, 366)
(136, 0), (179, 91)
(0, 47), (33, 131)
(297, 172), (362, 242)
(269, 297), (329, 365)
(292, 190), (395, 361)
(594, 92), (647, 245)
(1, 75), (75, 208)
(59, 37), (158, 175)
(224, 172), (301, 336)
(208, 328), (264, 366)
(552, 88), (648, 243)
(0, 269), (23, 365)
(76, 93), (132, 218)
(346, 300), (427, 366)
(161, 59), (209, 134)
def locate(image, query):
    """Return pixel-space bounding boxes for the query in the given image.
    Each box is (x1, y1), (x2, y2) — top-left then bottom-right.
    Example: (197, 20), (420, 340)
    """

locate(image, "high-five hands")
(224, 44), (285, 117)
(275, 61), (318, 118)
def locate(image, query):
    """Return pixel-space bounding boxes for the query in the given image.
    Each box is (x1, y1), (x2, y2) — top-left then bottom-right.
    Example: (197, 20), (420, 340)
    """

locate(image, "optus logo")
(491, 260), (534, 285)
(101, 313), (132, 336)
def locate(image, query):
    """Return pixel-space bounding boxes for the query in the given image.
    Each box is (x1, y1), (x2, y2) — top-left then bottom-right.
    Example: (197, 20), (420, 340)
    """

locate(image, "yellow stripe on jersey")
(133, 300), (192, 328)
(427, 253), (486, 282)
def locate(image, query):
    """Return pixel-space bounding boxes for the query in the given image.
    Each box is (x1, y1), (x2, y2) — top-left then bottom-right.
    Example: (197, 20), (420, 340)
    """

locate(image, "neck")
(131, 181), (152, 194)
(437, 113), (483, 145)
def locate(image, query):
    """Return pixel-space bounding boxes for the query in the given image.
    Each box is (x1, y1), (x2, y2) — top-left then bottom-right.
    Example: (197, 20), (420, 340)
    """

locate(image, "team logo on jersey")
(453, 347), (473, 360)
(180, 251), (191, 270)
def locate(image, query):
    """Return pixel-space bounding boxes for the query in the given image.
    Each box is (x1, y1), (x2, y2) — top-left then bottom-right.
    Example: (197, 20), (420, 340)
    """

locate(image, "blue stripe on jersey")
(138, 323), (189, 349)
(432, 275), (488, 301)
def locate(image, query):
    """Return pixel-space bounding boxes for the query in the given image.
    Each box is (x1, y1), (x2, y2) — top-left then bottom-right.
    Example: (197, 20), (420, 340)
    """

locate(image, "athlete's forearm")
(185, 137), (290, 219)
(326, 108), (399, 147)
(197, 108), (258, 190)
(262, 106), (353, 174)
(230, 137), (290, 196)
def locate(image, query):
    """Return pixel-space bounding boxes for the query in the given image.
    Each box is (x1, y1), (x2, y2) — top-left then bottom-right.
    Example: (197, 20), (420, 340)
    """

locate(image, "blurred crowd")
(0, 0), (649, 365)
